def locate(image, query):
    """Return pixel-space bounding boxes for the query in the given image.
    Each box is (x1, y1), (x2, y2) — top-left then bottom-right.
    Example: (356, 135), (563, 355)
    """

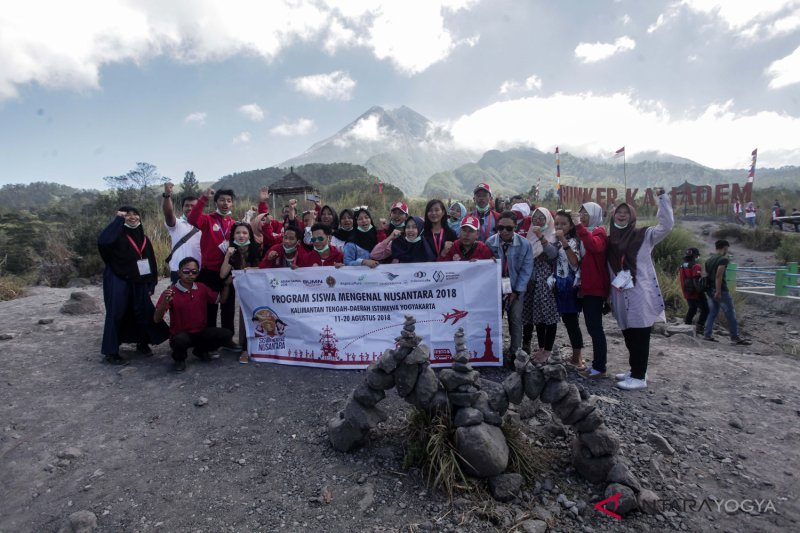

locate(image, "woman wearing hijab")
(371, 216), (433, 263)
(332, 208), (355, 249)
(344, 208), (385, 267)
(447, 202), (467, 235)
(511, 203), (532, 238)
(522, 207), (559, 363)
(607, 188), (674, 391)
(98, 207), (166, 365)
(576, 202), (610, 378)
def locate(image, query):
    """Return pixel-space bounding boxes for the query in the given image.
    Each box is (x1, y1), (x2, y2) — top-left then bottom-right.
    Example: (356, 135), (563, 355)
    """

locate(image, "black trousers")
(622, 327), (652, 380)
(561, 313), (584, 349)
(684, 296), (709, 329)
(170, 328), (232, 361)
(532, 323), (557, 351)
(197, 268), (235, 332)
(582, 295), (608, 372)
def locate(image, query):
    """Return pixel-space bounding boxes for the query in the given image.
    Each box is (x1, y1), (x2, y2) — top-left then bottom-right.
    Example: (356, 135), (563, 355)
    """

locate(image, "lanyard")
(126, 235), (148, 259)
(431, 229), (444, 256)
(501, 241), (510, 276)
(213, 213), (232, 242)
(479, 212), (492, 241)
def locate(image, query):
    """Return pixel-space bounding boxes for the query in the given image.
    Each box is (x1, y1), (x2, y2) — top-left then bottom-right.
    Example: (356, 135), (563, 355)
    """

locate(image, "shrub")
(0, 275), (25, 301)
(653, 224), (699, 273)
(656, 266), (687, 318)
(776, 234), (800, 263)
(713, 224), (784, 252)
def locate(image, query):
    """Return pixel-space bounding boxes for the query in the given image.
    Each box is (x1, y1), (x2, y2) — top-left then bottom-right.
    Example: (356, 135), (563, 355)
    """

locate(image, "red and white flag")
(614, 146), (625, 158)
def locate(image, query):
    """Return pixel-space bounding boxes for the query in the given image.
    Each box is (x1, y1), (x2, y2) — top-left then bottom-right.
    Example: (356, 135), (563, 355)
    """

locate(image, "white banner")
(233, 260), (503, 369)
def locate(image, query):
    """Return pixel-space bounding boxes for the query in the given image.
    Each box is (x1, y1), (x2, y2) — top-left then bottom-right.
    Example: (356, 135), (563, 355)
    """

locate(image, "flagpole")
(623, 150), (627, 193)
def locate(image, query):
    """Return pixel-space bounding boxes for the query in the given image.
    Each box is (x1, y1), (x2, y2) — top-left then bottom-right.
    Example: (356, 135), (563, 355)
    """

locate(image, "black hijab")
(98, 206), (157, 282)
(334, 208), (355, 243)
(391, 217), (432, 263)
(349, 208), (378, 252)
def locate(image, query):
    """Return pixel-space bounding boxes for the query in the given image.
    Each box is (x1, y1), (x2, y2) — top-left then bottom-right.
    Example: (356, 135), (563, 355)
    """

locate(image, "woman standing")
(522, 208), (559, 363)
(422, 200), (457, 260)
(576, 202), (610, 378)
(98, 207), (166, 365)
(553, 210), (585, 370)
(607, 189), (674, 391)
(220, 222), (262, 363)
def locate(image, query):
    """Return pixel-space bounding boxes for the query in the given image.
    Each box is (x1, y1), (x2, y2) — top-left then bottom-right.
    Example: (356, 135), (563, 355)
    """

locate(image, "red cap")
(390, 201), (409, 215)
(460, 215), (480, 231)
(473, 182), (492, 196)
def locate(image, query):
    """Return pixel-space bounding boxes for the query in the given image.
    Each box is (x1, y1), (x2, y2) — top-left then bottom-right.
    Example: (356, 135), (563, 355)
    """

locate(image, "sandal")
(569, 361), (587, 371)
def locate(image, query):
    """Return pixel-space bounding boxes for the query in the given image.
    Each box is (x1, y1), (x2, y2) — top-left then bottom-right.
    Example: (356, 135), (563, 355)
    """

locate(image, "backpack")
(681, 264), (708, 294)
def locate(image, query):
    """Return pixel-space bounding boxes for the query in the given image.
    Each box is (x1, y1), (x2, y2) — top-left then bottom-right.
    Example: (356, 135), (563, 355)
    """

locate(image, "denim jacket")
(486, 232), (534, 294)
(343, 242), (372, 266)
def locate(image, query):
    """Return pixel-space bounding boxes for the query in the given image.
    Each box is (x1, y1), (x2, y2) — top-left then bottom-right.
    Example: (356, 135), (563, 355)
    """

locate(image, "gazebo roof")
(269, 167), (316, 193)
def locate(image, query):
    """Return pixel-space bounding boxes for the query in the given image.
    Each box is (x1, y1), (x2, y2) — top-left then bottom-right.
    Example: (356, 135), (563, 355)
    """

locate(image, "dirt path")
(1, 222), (798, 532)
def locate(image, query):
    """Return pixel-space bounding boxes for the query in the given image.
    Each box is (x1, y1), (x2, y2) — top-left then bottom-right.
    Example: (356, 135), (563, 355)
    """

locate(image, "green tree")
(181, 170), (201, 198)
(103, 162), (167, 203)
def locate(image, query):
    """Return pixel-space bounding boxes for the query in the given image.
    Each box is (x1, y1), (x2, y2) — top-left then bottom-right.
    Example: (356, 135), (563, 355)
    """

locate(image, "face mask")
(392, 221), (406, 228)
(215, 208), (230, 216)
(407, 235), (422, 243)
(235, 240), (250, 247)
(541, 223), (549, 230)
(315, 245), (330, 254)
(357, 224), (374, 232)
(124, 222), (141, 229)
(476, 204), (490, 213)
(613, 222), (628, 230)
(283, 245), (297, 254)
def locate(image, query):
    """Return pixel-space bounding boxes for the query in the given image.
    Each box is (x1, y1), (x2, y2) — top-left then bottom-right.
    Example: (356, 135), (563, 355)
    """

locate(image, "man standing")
(162, 182), (202, 283)
(471, 183), (501, 242)
(703, 240), (751, 345)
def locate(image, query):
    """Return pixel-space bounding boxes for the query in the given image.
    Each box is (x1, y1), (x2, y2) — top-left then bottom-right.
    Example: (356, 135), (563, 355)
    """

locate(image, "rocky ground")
(1, 223), (799, 533)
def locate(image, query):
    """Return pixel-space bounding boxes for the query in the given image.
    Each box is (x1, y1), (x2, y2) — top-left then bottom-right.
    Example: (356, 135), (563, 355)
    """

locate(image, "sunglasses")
(497, 225), (516, 232)
(181, 268), (199, 275)
(310, 236), (327, 243)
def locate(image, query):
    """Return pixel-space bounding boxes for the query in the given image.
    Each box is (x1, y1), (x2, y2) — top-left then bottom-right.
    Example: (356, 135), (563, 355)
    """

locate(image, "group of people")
(99, 180), (685, 391)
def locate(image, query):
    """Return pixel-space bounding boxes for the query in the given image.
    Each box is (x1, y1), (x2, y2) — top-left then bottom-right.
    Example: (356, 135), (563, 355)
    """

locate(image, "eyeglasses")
(310, 236), (327, 243)
(181, 268), (199, 275)
(497, 225), (516, 232)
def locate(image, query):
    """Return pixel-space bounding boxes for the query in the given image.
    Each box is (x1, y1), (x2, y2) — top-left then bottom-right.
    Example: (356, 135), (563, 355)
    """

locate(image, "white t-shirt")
(166, 218), (202, 272)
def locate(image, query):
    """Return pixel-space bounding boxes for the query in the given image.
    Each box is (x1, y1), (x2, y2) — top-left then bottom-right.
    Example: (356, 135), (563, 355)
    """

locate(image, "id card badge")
(611, 270), (634, 291)
(501, 277), (513, 295)
(137, 259), (152, 276)
(218, 240), (230, 254)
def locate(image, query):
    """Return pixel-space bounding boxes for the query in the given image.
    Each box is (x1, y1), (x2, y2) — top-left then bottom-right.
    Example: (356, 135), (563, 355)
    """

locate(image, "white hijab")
(526, 207), (556, 258)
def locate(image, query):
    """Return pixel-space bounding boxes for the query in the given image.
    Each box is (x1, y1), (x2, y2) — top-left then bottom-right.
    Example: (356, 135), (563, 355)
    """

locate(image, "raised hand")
(205, 187), (215, 200)
(260, 186), (270, 202)
(164, 182), (174, 195)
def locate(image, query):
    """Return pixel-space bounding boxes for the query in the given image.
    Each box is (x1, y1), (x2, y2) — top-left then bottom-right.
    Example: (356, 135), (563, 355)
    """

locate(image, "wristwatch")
(162, 193), (171, 198)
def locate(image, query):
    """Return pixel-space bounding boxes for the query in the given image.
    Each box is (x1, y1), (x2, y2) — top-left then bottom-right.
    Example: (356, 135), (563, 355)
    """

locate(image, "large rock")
(578, 425), (620, 457)
(393, 362), (420, 397)
(365, 362), (394, 390)
(352, 383), (386, 408)
(604, 483), (638, 515)
(473, 393), (503, 426)
(439, 368), (479, 391)
(502, 372), (524, 405)
(57, 510), (97, 533)
(376, 350), (399, 373)
(454, 407), (484, 427)
(343, 398), (388, 430)
(448, 391), (479, 407)
(479, 378), (509, 415)
(541, 364), (567, 381)
(637, 489), (660, 514)
(562, 400), (596, 426)
(60, 292), (101, 315)
(414, 367), (439, 407)
(647, 432), (676, 455)
(540, 379), (569, 404)
(404, 344), (430, 365)
(488, 473), (523, 502)
(571, 439), (615, 483)
(455, 423), (509, 478)
(573, 409), (604, 433)
(517, 396), (541, 420)
(606, 462), (642, 493)
(328, 415), (368, 452)
(522, 367), (546, 400)
(551, 385), (581, 421)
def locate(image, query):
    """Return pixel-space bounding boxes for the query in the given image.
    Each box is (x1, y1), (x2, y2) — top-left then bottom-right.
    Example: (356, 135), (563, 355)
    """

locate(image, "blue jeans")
(704, 290), (738, 339)
(506, 293), (524, 356)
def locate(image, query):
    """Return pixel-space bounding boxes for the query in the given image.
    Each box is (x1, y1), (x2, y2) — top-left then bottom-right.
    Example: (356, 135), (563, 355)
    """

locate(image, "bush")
(776, 234), (800, 263)
(656, 266), (687, 318)
(713, 224), (784, 252)
(0, 275), (25, 301)
(653, 224), (699, 273)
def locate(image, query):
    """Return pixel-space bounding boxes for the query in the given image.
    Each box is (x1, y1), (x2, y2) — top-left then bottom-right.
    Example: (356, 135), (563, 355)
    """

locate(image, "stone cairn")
(328, 315), (647, 512)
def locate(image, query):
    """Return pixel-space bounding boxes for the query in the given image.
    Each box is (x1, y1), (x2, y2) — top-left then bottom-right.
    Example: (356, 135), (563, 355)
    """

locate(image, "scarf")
(526, 208), (556, 258)
(447, 202), (467, 234)
(581, 202), (603, 230)
(607, 202), (647, 278)
(349, 211), (378, 252)
(391, 217), (432, 263)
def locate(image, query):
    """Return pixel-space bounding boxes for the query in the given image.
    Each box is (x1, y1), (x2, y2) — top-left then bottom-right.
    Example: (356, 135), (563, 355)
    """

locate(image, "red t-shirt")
(575, 224), (610, 297)
(157, 282), (219, 337)
(187, 195), (235, 272)
(438, 241), (495, 261)
(259, 243), (304, 268)
(296, 245), (344, 267)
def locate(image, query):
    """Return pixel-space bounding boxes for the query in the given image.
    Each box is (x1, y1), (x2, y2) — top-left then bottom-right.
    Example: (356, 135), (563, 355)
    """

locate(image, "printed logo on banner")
(326, 276), (336, 288)
(383, 272), (399, 281)
(433, 270), (445, 283)
(414, 271), (427, 278)
(303, 279), (324, 288)
(270, 277), (279, 289)
(252, 306), (287, 351)
(433, 348), (452, 360)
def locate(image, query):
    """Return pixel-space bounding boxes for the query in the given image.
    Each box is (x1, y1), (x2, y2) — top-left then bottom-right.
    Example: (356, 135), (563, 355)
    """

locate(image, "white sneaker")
(616, 377), (647, 390)
(615, 371), (647, 381)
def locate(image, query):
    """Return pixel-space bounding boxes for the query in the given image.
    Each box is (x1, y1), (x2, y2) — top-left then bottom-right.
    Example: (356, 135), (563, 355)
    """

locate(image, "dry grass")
(501, 423), (560, 480)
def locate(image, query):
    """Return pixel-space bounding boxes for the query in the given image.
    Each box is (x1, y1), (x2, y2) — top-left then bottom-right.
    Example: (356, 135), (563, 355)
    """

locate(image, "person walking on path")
(607, 189), (674, 391)
(703, 240), (752, 346)
(679, 247), (708, 335)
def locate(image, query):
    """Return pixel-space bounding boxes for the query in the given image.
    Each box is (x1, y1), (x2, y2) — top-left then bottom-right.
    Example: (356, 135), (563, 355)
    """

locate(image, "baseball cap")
(461, 215), (480, 231)
(473, 182), (492, 196)
(390, 201), (409, 215)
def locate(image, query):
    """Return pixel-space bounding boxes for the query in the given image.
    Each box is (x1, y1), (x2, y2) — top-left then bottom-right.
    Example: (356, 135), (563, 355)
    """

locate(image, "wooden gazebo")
(268, 167), (320, 214)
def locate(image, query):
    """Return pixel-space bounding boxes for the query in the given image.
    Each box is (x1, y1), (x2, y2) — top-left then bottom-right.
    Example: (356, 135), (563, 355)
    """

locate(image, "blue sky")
(1, 0), (799, 189)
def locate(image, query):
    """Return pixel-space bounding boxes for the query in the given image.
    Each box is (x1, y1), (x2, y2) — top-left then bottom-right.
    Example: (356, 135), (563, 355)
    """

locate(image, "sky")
(1, 0), (799, 189)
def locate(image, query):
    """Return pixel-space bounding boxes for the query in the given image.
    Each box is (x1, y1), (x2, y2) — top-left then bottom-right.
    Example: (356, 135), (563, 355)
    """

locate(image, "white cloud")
(0, 0), (480, 102)
(270, 118), (315, 136)
(574, 36), (636, 63)
(184, 111), (206, 125)
(681, 0), (799, 29)
(766, 45), (800, 88)
(238, 103), (264, 121)
(449, 92), (800, 169)
(232, 131), (251, 144)
(289, 71), (356, 101)
(499, 75), (542, 95)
